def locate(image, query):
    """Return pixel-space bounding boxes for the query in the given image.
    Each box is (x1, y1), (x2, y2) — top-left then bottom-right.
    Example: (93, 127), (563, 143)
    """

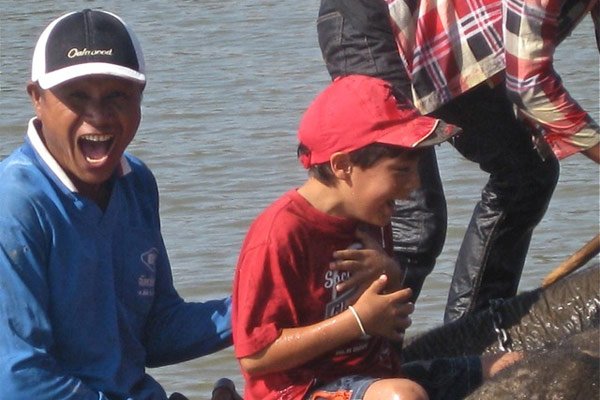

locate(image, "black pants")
(317, 0), (560, 322)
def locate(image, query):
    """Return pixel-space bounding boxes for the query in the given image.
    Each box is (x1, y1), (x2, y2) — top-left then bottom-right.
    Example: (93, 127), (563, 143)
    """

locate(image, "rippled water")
(1, 1), (598, 397)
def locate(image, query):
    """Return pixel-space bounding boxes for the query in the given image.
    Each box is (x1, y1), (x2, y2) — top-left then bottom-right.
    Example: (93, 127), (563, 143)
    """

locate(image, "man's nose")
(83, 99), (115, 123)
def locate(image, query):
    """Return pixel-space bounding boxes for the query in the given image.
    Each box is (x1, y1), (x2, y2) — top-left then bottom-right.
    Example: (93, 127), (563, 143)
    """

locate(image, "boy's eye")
(394, 167), (411, 174)
(69, 91), (89, 100)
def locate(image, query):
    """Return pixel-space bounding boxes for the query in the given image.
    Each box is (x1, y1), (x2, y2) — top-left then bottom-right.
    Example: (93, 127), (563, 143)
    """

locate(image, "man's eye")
(108, 91), (129, 100)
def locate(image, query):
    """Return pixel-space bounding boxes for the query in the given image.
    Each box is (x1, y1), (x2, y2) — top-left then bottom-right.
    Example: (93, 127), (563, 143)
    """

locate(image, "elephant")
(465, 328), (599, 399)
(401, 263), (599, 361)
(209, 264), (599, 399)
(400, 263), (599, 399)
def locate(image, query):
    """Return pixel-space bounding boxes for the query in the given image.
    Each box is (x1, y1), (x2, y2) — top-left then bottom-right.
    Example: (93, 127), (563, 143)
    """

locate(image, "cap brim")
(412, 119), (461, 148)
(37, 62), (146, 89)
(377, 117), (461, 149)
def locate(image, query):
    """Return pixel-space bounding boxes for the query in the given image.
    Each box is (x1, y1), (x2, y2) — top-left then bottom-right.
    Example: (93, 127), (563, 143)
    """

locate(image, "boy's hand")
(352, 275), (414, 341)
(330, 229), (404, 292)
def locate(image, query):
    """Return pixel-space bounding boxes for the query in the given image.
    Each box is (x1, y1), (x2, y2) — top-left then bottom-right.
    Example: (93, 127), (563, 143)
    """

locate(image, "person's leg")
(434, 83), (560, 323)
(401, 356), (482, 400)
(305, 374), (428, 400)
(401, 352), (523, 400)
(317, 0), (412, 99)
(317, 0), (447, 302)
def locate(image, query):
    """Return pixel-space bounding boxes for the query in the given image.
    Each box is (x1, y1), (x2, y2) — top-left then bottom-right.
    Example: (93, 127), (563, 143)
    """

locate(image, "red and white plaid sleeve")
(388, 0), (504, 113)
(504, 0), (599, 159)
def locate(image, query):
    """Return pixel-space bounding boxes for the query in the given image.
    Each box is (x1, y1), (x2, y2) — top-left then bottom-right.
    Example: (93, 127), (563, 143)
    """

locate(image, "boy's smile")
(345, 154), (420, 227)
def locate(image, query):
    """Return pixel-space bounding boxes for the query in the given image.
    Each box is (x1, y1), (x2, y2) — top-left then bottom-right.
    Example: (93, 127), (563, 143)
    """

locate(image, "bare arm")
(582, 143), (600, 163)
(240, 275), (413, 377)
(330, 229), (405, 293)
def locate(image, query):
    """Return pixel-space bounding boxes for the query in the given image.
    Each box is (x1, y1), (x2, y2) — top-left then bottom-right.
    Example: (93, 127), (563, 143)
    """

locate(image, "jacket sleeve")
(135, 167), (232, 367)
(143, 292), (233, 367)
(504, 0), (600, 159)
(0, 196), (102, 400)
(141, 233), (232, 367)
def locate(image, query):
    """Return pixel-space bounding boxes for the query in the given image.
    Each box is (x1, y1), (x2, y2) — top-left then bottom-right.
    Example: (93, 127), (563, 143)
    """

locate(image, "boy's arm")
(330, 229), (406, 293)
(240, 303), (365, 376)
(240, 275), (413, 377)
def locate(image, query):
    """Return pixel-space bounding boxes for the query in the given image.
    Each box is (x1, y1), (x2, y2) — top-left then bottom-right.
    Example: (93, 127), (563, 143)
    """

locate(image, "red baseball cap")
(297, 75), (460, 168)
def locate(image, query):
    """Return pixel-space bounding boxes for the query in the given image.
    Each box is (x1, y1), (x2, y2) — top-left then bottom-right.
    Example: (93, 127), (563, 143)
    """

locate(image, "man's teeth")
(80, 134), (113, 142)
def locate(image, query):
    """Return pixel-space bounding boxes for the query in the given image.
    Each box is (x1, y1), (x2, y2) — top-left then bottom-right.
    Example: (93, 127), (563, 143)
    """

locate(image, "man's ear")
(27, 82), (43, 119)
(330, 152), (353, 180)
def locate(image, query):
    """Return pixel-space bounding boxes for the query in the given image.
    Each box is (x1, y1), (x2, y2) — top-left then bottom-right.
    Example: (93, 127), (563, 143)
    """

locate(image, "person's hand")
(330, 229), (404, 293)
(351, 275), (414, 341)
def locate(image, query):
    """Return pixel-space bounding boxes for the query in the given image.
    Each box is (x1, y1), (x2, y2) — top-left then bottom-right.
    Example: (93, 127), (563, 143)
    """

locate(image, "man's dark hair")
(297, 142), (421, 186)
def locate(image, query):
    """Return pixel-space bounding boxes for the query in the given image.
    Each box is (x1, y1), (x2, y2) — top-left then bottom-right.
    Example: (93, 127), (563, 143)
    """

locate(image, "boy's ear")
(330, 152), (353, 179)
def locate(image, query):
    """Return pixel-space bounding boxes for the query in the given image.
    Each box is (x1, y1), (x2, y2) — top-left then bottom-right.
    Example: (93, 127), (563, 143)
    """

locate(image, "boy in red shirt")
(232, 75), (518, 400)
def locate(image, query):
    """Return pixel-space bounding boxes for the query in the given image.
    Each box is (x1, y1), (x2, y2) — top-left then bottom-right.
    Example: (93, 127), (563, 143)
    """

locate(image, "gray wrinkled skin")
(401, 264), (599, 400)
(211, 266), (599, 399)
(402, 264), (599, 360)
(466, 329), (599, 400)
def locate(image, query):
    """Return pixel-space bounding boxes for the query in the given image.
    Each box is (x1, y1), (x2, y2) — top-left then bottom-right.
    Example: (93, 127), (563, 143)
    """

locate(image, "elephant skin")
(465, 328), (599, 399)
(210, 265), (599, 399)
(401, 264), (600, 361)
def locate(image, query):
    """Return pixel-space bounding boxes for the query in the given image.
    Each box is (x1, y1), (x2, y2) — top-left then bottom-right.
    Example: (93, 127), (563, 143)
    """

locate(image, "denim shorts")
(304, 375), (380, 400)
(304, 356), (482, 400)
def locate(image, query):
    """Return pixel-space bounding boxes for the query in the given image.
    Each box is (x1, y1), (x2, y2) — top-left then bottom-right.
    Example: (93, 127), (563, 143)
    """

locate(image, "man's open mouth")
(79, 134), (114, 163)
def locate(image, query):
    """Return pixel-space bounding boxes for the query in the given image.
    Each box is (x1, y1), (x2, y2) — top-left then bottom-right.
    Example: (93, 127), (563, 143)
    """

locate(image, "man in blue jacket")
(0, 9), (232, 400)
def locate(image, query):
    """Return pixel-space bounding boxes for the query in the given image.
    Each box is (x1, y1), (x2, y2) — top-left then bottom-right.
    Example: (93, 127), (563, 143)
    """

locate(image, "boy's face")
(29, 76), (143, 196)
(346, 153), (420, 227)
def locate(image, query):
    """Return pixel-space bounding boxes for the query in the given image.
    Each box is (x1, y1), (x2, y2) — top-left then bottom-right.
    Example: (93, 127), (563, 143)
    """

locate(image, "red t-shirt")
(232, 190), (400, 400)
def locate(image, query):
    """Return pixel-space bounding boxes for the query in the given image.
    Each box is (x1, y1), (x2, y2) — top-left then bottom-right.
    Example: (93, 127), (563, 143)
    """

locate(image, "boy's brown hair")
(297, 142), (423, 186)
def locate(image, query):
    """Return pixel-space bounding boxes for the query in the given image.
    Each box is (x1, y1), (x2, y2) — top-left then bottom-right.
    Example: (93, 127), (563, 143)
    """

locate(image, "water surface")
(1, 2), (598, 397)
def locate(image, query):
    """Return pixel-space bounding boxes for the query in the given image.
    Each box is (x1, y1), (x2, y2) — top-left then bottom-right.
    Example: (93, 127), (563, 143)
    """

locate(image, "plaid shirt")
(387, 0), (599, 158)
(504, 0), (600, 159)
(387, 0), (506, 114)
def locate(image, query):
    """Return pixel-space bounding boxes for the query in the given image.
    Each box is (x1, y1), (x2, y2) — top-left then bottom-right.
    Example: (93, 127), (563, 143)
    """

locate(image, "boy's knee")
(365, 378), (429, 400)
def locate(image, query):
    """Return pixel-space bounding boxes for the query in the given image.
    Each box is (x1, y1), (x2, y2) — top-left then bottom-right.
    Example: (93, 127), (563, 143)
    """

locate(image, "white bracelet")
(348, 305), (367, 337)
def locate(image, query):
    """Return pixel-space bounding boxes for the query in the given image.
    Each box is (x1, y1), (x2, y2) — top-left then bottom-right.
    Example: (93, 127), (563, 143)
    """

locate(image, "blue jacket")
(0, 120), (232, 399)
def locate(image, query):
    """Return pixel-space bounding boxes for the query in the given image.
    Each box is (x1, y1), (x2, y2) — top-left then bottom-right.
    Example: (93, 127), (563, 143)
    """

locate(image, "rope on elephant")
(489, 298), (513, 352)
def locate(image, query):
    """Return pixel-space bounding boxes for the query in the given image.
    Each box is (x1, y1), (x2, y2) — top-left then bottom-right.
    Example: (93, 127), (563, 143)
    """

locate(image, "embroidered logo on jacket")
(138, 248), (158, 296)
